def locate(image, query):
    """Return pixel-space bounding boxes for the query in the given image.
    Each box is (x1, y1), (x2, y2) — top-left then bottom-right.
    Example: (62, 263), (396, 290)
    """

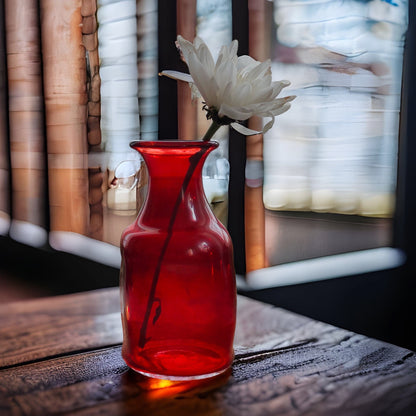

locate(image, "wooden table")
(1, 288), (415, 415)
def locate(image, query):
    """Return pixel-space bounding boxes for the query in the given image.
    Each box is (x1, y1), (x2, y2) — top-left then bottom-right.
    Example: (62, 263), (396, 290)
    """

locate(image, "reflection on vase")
(107, 160), (141, 215)
(203, 154), (229, 227)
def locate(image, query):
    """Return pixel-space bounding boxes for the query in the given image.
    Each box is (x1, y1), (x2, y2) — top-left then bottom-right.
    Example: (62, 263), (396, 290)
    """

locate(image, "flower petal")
(159, 70), (193, 83)
(219, 103), (252, 121)
(229, 82), (252, 105)
(176, 35), (195, 63)
(215, 57), (236, 92)
(193, 36), (209, 50)
(268, 95), (296, 111)
(243, 59), (271, 81)
(187, 51), (218, 106)
(246, 86), (276, 104)
(195, 41), (215, 74)
(267, 102), (292, 117)
(215, 46), (226, 72)
(269, 80), (291, 99)
(231, 122), (261, 136)
(237, 55), (258, 73)
(190, 83), (201, 99)
(263, 117), (275, 133)
(227, 39), (239, 58)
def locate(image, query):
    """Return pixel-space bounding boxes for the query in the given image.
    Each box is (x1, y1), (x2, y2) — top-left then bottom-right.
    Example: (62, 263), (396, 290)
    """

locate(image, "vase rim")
(130, 140), (219, 150)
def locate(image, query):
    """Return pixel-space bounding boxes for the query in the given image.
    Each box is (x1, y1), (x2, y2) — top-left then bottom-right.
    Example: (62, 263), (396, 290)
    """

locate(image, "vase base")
(131, 366), (230, 381)
(122, 344), (233, 381)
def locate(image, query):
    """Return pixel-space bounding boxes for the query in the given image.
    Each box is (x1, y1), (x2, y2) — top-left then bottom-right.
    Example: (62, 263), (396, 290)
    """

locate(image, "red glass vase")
(120, 140), (236, 380)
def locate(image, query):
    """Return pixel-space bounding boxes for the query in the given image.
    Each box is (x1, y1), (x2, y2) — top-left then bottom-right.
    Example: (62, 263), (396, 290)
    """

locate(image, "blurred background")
(1, 0), (415, 350)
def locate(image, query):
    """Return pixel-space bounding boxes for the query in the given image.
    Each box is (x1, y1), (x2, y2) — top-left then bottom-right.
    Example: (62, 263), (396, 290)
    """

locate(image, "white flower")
(160, 35), (295, 138)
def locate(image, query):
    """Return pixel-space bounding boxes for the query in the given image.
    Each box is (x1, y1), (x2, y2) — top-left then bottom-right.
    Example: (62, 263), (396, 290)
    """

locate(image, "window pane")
(262, 0), (408, 265)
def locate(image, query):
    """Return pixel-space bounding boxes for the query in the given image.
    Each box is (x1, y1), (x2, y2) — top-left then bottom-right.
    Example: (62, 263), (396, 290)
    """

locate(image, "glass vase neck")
(130, 140), (219, 227)
(130, 140), (218, 175)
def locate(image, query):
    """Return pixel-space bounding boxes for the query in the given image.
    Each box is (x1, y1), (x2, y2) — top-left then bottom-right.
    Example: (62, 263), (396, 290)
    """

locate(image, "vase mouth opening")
(130, 140), (219, 151)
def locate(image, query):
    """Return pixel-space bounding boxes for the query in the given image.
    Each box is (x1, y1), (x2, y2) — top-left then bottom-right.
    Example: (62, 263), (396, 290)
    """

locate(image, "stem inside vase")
(138, 147), (207, 349)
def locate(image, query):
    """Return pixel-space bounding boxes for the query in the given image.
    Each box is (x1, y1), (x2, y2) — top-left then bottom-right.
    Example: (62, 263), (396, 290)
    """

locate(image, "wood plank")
(0, 287), (310, 368)
(0, 288), (122, 367)
(1, 317), (415, 415)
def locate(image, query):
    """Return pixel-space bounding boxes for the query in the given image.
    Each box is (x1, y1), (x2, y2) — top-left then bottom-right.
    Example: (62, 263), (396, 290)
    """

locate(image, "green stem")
(202, 121), (221, 142)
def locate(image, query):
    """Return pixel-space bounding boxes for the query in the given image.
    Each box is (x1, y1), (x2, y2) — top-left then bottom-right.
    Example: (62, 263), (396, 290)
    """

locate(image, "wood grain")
(0, 288), (122, 368)
(1, 288), (415, 415)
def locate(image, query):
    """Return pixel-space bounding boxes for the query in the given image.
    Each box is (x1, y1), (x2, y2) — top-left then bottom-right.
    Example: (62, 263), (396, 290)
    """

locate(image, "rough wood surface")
(0, 288), (415, 415)
(0, 288), (122, 368)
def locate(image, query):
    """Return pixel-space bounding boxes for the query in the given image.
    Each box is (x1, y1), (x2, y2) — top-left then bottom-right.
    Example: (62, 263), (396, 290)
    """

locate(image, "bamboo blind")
(83, 0), (104, 241)
(0, 0), (103, 240)
(0, 0), (161, 242)
(40, 0), (89, 235)
(0, 0), (267, 274)
(5, 0), (46, 236)
(177, 0), (197, 140)
(0, 0), (159, 246)
(0, 0), (9, 230)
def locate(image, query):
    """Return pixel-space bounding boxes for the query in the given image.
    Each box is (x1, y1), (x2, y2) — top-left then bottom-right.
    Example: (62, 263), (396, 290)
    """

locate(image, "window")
(264, 0), (406, 258)
(0, 0), (412, 283)
(241, 0), (409, 287)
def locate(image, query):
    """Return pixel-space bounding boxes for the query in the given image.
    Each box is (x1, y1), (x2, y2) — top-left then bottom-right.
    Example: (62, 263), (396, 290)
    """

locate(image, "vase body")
(120, 140), (236, 380)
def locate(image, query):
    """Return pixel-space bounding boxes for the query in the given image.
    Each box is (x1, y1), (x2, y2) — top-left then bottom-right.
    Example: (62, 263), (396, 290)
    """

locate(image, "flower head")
(161, 35), (295, 139)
